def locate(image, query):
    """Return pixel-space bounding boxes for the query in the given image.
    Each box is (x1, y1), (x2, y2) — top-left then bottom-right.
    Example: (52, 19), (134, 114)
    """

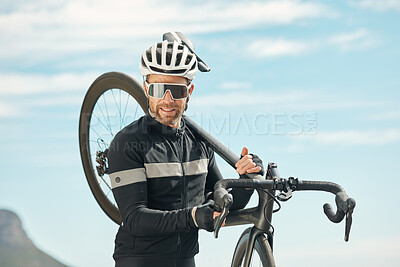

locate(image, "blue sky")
(1, 0), (399, 266)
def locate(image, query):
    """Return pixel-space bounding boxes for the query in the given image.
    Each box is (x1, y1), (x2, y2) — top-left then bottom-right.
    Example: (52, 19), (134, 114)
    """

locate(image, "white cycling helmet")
(140, 40), (198, 80)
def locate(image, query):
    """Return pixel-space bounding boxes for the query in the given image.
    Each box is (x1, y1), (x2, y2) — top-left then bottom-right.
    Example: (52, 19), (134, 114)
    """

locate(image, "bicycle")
(211, 165), (356, 266)
(78, 72), (356, 266)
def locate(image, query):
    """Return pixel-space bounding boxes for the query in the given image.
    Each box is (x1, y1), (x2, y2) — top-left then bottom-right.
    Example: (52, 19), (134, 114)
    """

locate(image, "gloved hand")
(235, 147), (264, 176)
(249, 153), (264, 176)
(192, 200), (214, 232)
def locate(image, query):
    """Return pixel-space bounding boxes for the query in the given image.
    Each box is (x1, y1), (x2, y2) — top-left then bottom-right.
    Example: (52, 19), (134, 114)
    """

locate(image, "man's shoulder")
(108, 116), (149, 164)
(112, 115), (149, 143)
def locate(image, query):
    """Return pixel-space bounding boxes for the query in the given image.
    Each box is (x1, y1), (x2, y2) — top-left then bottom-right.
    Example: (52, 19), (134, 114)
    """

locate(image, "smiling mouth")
(160, 108), (175, 112)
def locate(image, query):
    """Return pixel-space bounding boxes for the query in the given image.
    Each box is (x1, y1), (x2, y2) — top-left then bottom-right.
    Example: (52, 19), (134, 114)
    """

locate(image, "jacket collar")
(145, 114), (185, 137)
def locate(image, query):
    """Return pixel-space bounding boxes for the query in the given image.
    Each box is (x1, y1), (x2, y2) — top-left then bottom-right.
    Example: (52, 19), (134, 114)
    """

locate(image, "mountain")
(0, 209), (68, 267)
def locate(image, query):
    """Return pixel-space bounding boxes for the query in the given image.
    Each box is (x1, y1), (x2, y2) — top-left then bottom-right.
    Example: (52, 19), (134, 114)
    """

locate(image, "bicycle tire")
(231, 227), (276, 267)
(79, 72), (148, 225)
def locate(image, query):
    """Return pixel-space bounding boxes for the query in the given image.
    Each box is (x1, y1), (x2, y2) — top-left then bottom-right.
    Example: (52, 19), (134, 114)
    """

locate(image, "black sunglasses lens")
(166, 84), (187, 99)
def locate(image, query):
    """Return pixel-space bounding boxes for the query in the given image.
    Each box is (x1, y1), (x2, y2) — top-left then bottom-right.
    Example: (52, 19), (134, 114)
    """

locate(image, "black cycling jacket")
(108, 114), (253, 262)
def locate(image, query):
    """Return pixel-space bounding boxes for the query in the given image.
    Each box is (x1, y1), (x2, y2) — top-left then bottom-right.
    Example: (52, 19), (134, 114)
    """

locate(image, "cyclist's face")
(145, 74), (193, 128)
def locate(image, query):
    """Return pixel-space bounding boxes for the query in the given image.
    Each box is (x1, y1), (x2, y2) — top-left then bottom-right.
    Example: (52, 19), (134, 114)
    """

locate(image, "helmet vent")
(186, 54), (193, 65)
(146, 51), (152, 62)
(175, 53), (182, 66)
(156, 52), (162, 65)
(141, 57), (147, 68)
(166, 52), (172, 65)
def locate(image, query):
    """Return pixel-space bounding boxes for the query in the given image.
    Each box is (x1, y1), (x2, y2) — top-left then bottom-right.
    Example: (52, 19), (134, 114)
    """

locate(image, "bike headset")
(139, 40), (198, 111)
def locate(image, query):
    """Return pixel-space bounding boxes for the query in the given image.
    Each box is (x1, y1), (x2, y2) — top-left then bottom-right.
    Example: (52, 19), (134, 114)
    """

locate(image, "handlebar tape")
(214, 179), (352, 223)
(296, 182), (348, 223)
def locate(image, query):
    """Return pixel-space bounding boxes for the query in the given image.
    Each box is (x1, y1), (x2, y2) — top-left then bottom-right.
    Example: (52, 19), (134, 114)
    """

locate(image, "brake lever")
(277, 191), (292, 201)
(277, 178), (295, 202)
(214, 204), (229, 238)
(344, 198), (356, 242)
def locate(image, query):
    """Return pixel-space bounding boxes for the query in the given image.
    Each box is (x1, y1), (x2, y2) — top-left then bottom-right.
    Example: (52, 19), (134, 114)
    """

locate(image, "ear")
(143, 81), (149, 97)
(188, 83), (194, 97)
(186, 84), (194, 103)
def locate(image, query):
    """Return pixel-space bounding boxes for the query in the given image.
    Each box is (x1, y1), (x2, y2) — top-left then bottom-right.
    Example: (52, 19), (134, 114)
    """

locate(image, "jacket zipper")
(176, 129), (186, 266)
(177, 131), (187, 207)
(176, 234), (181, 267)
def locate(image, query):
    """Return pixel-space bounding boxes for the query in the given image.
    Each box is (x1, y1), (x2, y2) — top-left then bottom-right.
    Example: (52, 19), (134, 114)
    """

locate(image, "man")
(108, 33), (264, 267)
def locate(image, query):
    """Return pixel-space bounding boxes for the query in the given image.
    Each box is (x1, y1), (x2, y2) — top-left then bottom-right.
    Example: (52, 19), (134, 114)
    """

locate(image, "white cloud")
(0, 72), (97, 95)
(247, 38), (314, 58)
(191, 89), (383, 112)
(349, 0), (400, 12)
(0, 102), (20, 117)
(0, 72), (99, 118)
(329, 29), (375, 50)
(0, 71), (148, 119)
(245, 28), (375, 59)
(219, 82), (251, 90)
(0, 0), (334, 65)
(368, 110), (400, 120)
(29, 95), (84, 107)
(293, 129), (400, 146)
(192, 0), (334, 29)
(192, 90), (312, 109)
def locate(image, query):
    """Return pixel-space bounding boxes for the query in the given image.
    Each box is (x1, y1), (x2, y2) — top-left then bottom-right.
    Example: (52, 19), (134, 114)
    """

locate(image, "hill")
(0, 209), (68, 267)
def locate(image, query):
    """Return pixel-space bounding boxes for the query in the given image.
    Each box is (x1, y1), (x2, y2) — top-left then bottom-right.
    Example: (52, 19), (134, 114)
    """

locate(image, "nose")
(162, 90), (174, 102)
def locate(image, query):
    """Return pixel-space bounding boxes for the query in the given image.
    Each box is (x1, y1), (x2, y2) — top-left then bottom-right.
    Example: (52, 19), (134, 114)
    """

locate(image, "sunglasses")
(145, 81), (190, 100)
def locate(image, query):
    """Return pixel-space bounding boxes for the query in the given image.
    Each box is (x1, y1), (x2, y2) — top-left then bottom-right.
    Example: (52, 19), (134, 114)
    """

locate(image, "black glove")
(249, 153), (264, 176)
(192, 201), (214, 232)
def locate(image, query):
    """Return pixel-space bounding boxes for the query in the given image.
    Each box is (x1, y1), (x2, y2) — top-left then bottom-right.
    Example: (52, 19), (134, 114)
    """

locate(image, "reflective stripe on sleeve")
(109, 168), (146, 189)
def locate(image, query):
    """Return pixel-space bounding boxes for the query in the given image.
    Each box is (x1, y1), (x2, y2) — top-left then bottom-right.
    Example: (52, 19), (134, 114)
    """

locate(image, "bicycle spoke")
(111, 89), (123, 130)
(96, 97), (113, 136)
(90, 126), (106, 144)
(119, 89), (122, 127)
(92, 113), (114, 137)
(133, 101), (140, 122)
(99, 175), (112, 191)
(121, 93), (130, 127)
(92, 168), (111, 189)
(102, 92), (113, 135)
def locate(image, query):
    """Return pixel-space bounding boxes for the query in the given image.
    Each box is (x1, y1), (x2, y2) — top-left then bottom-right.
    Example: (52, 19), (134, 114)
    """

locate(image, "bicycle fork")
(243, 227), (270, 267)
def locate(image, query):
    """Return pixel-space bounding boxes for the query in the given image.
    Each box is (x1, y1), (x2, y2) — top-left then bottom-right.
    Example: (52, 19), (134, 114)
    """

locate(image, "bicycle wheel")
(79, 72), (148, 224)
(231, 227), (276, 267)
